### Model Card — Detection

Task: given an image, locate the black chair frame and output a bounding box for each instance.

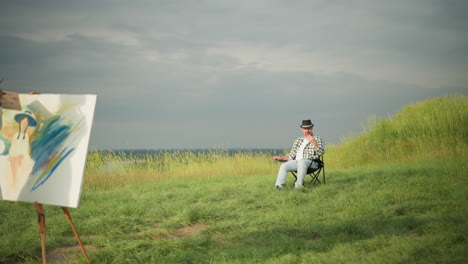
[290,156,325,185]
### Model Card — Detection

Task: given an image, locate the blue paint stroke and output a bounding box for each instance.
[30,115,80,190]
[31,147,75,191]
[31,116,72,174]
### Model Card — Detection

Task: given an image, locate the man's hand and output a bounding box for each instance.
[273,155,287,161]
[305,134,315,142]
[305,135,319,149]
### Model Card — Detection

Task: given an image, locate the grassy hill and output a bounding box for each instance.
[326,94,468,168]
[0,95,467,263]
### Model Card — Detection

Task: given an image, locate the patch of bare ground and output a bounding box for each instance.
[169,223,209,238]
[151,222,209,239]
[47,245,96,264]
[308,234,322,241]
[151,222,165,228]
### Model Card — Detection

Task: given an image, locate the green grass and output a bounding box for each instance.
[1,159,466,263]
[326,94,468,168]
[0,94,467,263]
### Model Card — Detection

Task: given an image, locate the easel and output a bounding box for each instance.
[34,202,90,263]
[2,89,90,263]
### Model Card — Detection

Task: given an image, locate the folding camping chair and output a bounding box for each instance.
[290,156,325,185]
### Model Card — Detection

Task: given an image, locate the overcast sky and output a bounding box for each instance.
[1,0,467,150]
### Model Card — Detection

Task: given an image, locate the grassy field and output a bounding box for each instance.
[0,94,467,263]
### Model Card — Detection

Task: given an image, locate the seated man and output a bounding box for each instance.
[273,120,325,189]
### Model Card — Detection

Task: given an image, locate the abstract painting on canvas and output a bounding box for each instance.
[0,94,96,208]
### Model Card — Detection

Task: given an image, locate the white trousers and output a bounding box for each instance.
[275,159,312,188]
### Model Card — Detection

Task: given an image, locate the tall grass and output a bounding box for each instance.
[326,94,468,169]
[85,150,278,186]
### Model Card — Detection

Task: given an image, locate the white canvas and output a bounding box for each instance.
[0,94,96,208]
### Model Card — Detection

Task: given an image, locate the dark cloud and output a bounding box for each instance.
[1,0,467,149]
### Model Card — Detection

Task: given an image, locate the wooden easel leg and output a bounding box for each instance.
[62,207,90,262]
[34,202,47,264]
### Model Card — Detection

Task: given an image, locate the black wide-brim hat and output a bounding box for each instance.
[300,119,314,128]
[14,111,37,127]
